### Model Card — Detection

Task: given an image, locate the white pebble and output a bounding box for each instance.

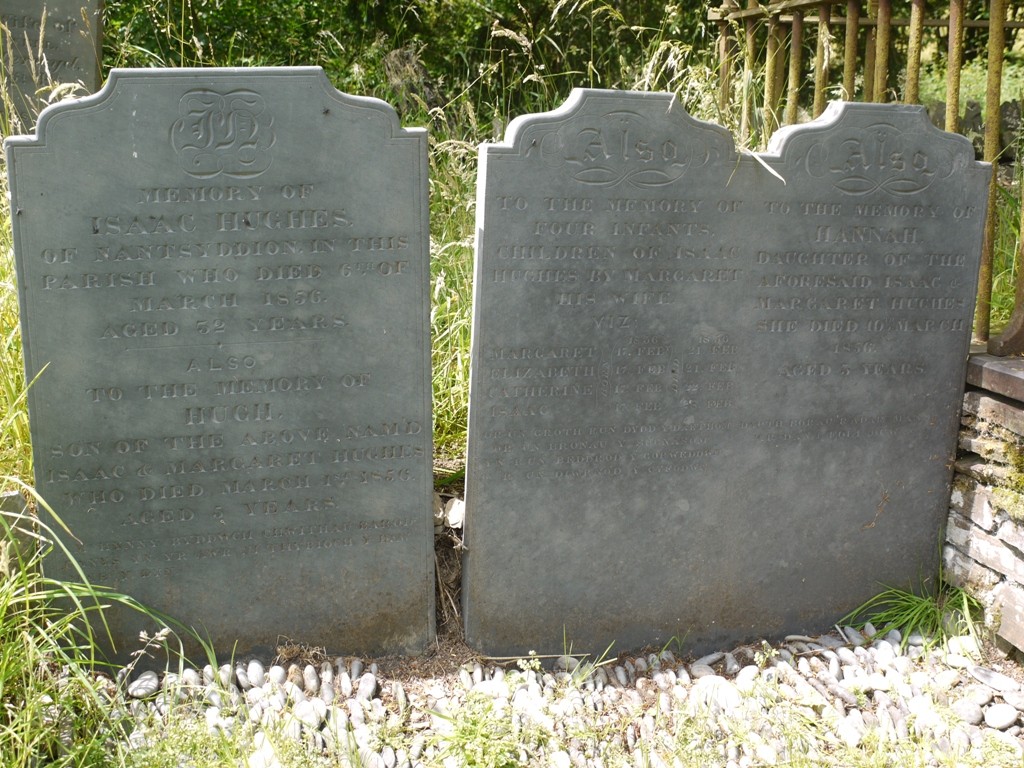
[128,671,160,699]
[247,659,266,688]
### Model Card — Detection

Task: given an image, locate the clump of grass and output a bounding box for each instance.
[990,168,1024,335]
[0,481,126,765]
[842,576,984,649]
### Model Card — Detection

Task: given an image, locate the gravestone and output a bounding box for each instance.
[464,90,989,657]
[7,68,434,660]
[0,0,102,129]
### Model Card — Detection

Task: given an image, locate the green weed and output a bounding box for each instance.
[430,690,532,768]
[841,577,984,649]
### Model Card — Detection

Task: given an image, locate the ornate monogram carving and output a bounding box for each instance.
[170,89,275,179]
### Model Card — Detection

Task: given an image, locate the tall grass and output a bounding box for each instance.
[0,234,30,481]
[0,481,176,766]
[991,181,1024,333]
[429,136,476,457]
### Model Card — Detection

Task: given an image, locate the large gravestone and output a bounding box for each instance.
[0,1,102,129]
[7,68,434,660]
[464,90,989,657]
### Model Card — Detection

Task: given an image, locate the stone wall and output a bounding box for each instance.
[946,353,1024,653]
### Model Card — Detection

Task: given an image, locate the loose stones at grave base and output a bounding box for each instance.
[464,90,989,657]
[6,68,433,660]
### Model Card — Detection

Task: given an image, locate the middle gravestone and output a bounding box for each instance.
[7,68,434,660]
[464,90,989,657]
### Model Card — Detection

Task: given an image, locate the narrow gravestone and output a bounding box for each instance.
[7,68,434,660]
[0,0,102,129]
[464,90,989,657]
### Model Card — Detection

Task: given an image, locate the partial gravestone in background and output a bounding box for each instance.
[464,90,989,657]
[7,68,434,660]
[0,0,102,129]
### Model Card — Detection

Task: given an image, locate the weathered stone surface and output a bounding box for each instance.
[962,390,1024,439]
[941,543,1000,593]
[0,1,102,129]
[948,477,998,531]
[996,583,1024,653]
[967,354,1024,406]
[950,522,1024,584]
[7,68,434,660]
[954,456,1011,486]
[464,90,988,657]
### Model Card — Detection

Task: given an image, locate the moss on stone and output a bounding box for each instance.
[992,486,1024,522]
[1003,441,1024,498]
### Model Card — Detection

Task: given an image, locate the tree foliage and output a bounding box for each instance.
[102,1,713,131]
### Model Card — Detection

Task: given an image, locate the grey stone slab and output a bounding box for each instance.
[962,390,1024,438]
[967,353,1024,405]
[0,1,102,129]
[464,90,989,658]
[997,582,1024,654]
[7,68,433,661]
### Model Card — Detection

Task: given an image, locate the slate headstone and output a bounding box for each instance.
[0,0,102,129]
[7,68,434,660]
[464,90,989,657]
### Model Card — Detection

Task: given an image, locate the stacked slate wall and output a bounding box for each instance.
[947,353,1024,653]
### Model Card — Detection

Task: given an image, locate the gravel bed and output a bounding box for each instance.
[112,624,1024,767]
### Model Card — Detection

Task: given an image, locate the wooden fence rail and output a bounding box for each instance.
[710,0,1024,354]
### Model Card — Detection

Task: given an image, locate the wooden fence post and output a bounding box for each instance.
[946,0,964,132]
[843,1,860,100]
[905,0,925,103]
[864,0,877,101]
[765,12,782,135]
[982,0,1007,348]
[785,10,805,124]
[740,0,758,144]
[874,0,892,101]
[813,3,832,117]
[718,2,738,117]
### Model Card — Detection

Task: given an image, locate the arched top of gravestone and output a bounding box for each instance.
[6,67,421,153]
[487,88,736,189]
[762,101,986,195]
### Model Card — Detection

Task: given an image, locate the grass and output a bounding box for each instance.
[841,577,985,651]
[989,181,1023,334]
[428,135,476,457]
[0,481,153,766]
[0,247,30,481]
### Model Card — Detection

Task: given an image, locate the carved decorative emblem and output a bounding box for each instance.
[800,121,966,196]
[170,89,275,179]
[525,109,719,189]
